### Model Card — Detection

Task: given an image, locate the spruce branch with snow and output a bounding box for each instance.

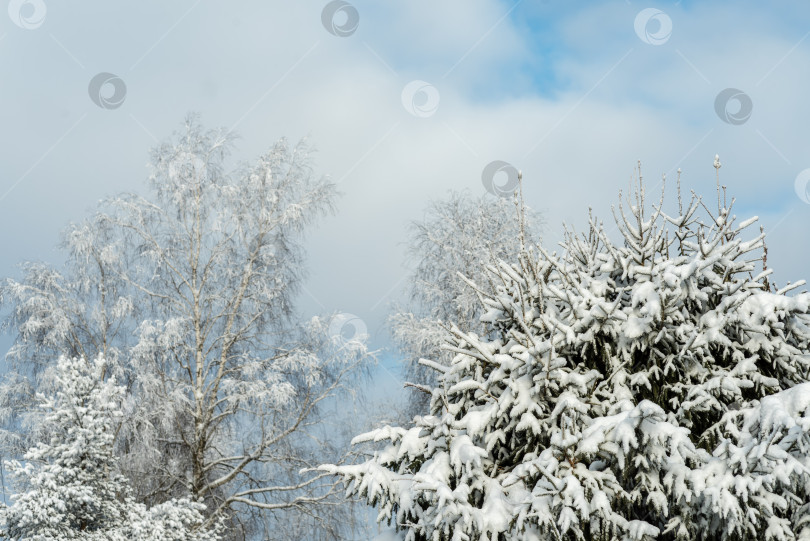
[389,191,541,421]
[323,162,810,541]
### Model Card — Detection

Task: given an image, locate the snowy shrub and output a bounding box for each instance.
[323,164,810,541]
[0,355,220,541]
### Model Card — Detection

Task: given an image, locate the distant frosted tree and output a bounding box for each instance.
[389,191,541,419]
[0,116,373,540]
[324,164,810,540]
[0,355,220,541]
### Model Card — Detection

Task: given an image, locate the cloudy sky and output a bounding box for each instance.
[2,0,810,398]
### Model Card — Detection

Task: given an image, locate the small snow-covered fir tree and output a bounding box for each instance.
[322,162,810,541]
[0,355,220,541]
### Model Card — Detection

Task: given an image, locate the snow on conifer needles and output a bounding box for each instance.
[0,356,221,541]
[389,192,542,422]
[322,168,810,541]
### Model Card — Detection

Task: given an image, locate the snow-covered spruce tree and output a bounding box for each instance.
[0,115,373,540]
[322,163,810,540]
[0,355,220,541]
[390,191,541,421]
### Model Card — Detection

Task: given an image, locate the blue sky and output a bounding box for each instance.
[2,0,810,400]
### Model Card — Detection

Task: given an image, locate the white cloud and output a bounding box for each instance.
[1,0,809,356]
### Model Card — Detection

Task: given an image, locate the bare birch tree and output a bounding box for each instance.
[0,115,372,540]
